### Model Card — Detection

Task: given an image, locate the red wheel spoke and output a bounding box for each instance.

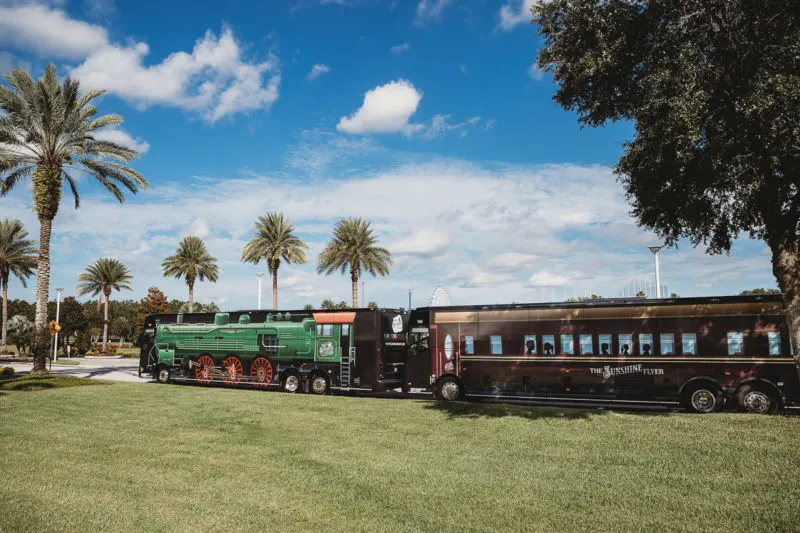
[222,356,243,385]
[195,355,215,384]
[250,358,273,388]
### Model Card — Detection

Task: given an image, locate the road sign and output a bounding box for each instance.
[48,320,61,336]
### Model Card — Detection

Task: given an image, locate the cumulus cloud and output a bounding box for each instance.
[392,229,451,257]
[527,62,545,80]
[527,270,571,287]
[391,42,410,55]
[306,63,331,80]
[337,79,424,135]
[93,127,150,154]
[0,5,279,122]
[498,0,546,31]
[414,0,455,26]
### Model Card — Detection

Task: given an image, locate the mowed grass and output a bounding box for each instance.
[0,374,103,391]
[1,385,799,533]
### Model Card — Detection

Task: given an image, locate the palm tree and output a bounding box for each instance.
[162,236,219,313]
[241,212,308,310]
[0,219,37,354]
[0,65,147,372]
[76,258,133,353]
[317,218,392,307]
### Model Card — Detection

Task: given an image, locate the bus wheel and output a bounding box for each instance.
[309,374,329,395]
[156,365,171,384]
[250,358,273,388]
[684,385,723,413]
[736,384,778,414]
[282,371,302,393]
[437,377,463,401]
[221,356,243,386]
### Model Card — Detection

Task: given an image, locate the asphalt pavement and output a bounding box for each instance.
[4,356,152,383]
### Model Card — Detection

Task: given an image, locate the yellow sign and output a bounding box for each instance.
[48,321,61,336]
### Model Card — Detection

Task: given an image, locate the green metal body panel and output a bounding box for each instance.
[153,313,344,365]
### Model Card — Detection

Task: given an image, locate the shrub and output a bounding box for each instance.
[0,367,15,380]
[74,332,92,355]
[90,344,117,354]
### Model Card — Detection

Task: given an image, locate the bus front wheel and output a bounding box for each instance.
[282,372,302,393]
[156,365,171,384]
[436,377,463,401]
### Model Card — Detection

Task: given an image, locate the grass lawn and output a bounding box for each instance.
[1,385,798,533]
[0,375,105,391]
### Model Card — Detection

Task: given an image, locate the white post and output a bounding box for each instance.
[648,246,664,299]
[256,273,264,310]
[53,288,63,361]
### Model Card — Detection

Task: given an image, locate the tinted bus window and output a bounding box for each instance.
[768,332,781,355]
[599,334,612,356]
[727,332,744,355]
[542,335,555,355]
[579,334,593,355]
[661,333,675,355]
[560,334,574,355]
[524,335,537,355]
[465,336,474,355]
[682,333,697,354]
[639,333,653,356]
[490,336,502,355]
[618,334,632,355]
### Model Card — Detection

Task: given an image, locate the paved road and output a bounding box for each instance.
[5,357,152,383]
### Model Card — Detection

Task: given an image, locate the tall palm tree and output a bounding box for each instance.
[317,218,392,307]
[241,212,308,309]
[77,258,133,353]
[162,236,219,313]
[0,219,37,354]
[0,65,147,372]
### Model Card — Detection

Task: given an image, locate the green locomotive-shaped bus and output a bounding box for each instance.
[141,308,407,394]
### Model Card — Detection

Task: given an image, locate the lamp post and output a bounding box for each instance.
[648,246,664,298]
[256,273,264,310]
[53,288,63,361]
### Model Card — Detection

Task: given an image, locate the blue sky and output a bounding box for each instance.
[0,0,778,310]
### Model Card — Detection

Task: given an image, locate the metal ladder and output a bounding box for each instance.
[340,346,355,388]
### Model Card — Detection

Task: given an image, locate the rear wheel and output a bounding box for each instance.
[221,356,243,385]
[195,355,215,384]
[736,384,778,414]
[156,365,171,384]
[282,371,302,393]
[684,384,723,413]
[250,357,273,388]
[437,377,463,401]
[309,374,329,395]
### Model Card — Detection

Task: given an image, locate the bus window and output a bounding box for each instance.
[579,334,593,355]
[727,332,744,355]
[599,334,612,356]
[524,335,537,355]
[490,336,503,355]
[639,333,653,356]
[560,334,574,355]
[682,333,697,355]
[618,334,632,355]
[465,336,474,355]
[542,335,555,355]
[768,332,781,356]
[660,333,675,355]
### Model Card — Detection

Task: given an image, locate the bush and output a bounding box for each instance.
[90,344,117,354]
[0,367,15,380]
[74,332,91,356]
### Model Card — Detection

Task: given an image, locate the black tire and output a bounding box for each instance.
[683,383,723,413]
[308,373,329,395]
[282,371,302,393]
[736,383,778,414]
[436,377,463,401]
[156,365,171,384]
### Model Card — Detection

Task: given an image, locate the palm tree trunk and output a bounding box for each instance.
[32,215,53,373]
[1,277,7,354]
[188,282,194,313]
[351,271,358,308]
[272,269,278,310]
[97,296,101,313]
[102,293,109,353]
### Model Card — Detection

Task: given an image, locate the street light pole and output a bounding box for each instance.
[256,273,264,310]
[53,288,63,361]
[648,246,664,298]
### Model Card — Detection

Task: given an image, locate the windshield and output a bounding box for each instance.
[409,332,429,349]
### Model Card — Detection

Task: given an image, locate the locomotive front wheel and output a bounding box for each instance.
[156,366,171,384]
[282,372,302,393]
[309,374,329,395]
[250,357,273,388]
[221,356,243,385]
[195,355,215,384]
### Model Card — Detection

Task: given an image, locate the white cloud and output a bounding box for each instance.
[392,229,451,257]
[391,42,410,55]
[421,114,482,140]
[488,252,538,271]
[527,270,571,287]
[498,0,545,31]
[306,63,331,80]
[527,61,545,80]
[337,79,424,135]
[0,4,108,59]
[414,0,455,26]
[459,64,467,74]
[93,127,150,154]
[187,219,210,240]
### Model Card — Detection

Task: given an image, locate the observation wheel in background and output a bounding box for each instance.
[428,286,451,307]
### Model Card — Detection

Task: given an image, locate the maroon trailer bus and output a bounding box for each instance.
[404,295,800,413]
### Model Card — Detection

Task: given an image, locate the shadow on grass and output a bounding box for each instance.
[424,400,601,421]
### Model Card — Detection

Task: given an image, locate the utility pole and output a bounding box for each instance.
[362,281,365,307]
[53,288,63,361]
[648,246,664,298]
[256,273,264,310]
[408,288,412,310]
